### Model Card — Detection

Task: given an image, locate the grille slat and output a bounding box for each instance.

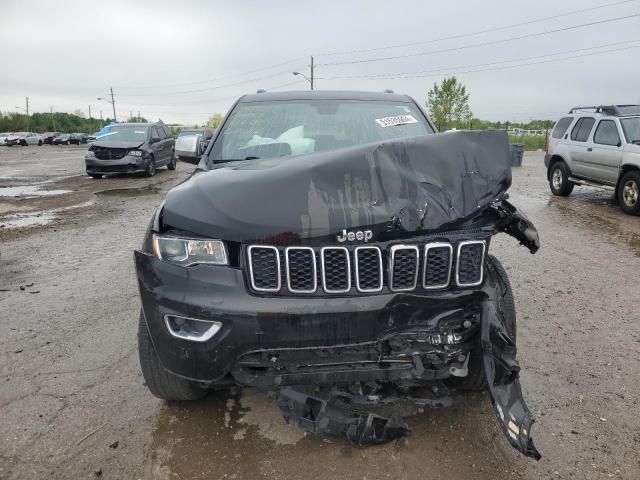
[423,243,452,289]
[389,245,419,292]
[354,247,383,292]
[247,246,281,292]
[321,247,351,293]
[285,247,317,293]
[456,241,485,287]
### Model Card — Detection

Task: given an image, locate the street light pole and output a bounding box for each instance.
[292,56,315,91]
[26,97,29,132]
[110,87,117,122]
[98,89,117,122]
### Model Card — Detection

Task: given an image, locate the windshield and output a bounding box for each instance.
[97,125,148,142]
[620,117,640,144]
[209,99,433,162]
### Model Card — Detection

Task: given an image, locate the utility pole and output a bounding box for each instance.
[100,110,103,121]
[310,56,314,91]
[138,111,141,123]
[130,110,133,122]
[25,97,30,132]
[50,106,56,132]
[110,87,117,122]
[88,105,92,132]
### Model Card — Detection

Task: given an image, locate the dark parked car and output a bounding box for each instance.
[134,91,541,458]
[69,133,88,145]
[174,127,214,164]
[53,134,71,145]
[85,123,175,178]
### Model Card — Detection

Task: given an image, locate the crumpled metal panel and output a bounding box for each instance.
[160,130,511,242]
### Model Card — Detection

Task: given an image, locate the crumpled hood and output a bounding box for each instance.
[161,130,512,243]
[92,140,145,149]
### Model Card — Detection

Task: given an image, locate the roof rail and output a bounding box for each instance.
[383,89,394,93]
[569,104,640,115]
[256,89,266,94]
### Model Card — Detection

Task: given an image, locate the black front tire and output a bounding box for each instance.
[618,170,640,216]
[145,157,156,177]
[88,173,102,179]
[138,311,208,401]
[549,161,574,196]
[450,255,516,391]
[38,140,43,146]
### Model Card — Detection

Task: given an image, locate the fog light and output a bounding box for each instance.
[163,315,221,342]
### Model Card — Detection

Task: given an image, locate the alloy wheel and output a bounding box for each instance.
[552,168,563,190]
[622,180,639,207]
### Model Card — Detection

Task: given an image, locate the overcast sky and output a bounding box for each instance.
[1,0,639,126]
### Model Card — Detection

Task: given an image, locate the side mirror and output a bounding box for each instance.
[198,138,210,155]
[150,137,159,144]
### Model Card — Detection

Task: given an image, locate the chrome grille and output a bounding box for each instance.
[321,247,351,293]
[246,239,485,295]
[354,247,383,292]
[423,243,452,289]
[389,245,419,292]
[456,241,486,287]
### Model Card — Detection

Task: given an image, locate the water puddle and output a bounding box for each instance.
[94,185,159,197]
[0,211,58,228]
[0,199,94,229]
[0,185,71,198]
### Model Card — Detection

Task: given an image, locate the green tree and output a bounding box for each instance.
[426,76,472,131]
[207,113,223,130]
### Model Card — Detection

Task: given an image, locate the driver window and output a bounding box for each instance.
[593,120,621,146]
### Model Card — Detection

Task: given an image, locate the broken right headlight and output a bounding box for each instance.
[152,234,228,266]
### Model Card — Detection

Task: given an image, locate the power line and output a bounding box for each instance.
[116,79,309,116]
[117,68,302,98]
[320,44,640,81]
[321,39,640,80]
[114,57,306,91]
[317,0,638,57]
[317,13,640,66]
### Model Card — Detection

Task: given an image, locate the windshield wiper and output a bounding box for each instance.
[212,156,260,163]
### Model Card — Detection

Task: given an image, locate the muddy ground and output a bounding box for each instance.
[0,145,639,480]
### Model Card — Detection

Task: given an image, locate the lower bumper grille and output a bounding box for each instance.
[247,239,486,296]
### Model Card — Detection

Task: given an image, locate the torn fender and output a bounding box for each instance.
[482,293,541,460]
[495,199,540,254]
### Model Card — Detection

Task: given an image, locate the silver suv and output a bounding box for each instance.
[544,105,640,215]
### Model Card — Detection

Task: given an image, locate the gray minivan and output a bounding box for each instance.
[85,123,176,178]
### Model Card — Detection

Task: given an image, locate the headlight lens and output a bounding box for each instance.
[85,150,95,158]
[152,235,228,266]
[128,150,143,157]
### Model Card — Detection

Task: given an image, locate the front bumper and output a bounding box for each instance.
[86,155,149,174]
[6,139,21,146]
[135,250,485,386]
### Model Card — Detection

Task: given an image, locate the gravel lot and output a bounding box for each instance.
[0,145,639,480]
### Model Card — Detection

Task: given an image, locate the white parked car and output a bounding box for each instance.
[5,132,44,146]
[545,104,640,215]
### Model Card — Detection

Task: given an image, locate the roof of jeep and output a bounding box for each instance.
[238,90,416,103]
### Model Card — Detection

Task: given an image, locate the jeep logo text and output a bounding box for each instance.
[337,229,373,243]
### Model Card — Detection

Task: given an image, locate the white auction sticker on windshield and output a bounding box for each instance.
[375,115,418,128]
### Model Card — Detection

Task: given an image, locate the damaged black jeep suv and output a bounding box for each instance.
[135,91,541,457]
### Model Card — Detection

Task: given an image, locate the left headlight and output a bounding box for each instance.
[128,150,143,157]
[152,234,228,266]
